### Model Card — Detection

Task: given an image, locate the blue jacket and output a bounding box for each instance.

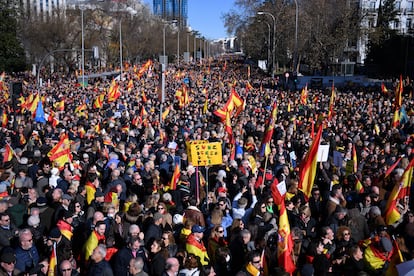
[14,245,39,273]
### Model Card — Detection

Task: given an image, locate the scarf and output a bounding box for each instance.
[245,263,261,276]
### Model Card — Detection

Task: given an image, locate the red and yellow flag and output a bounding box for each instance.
[169,164,180,190]
[93,93,105,109]
[355,176,364,194]
[384,156,403,179]
[48,242,57,276]
[298,125,323,201]
[277,198,296,274]
[352,144,358,174]
[48,134,72,170]
[328,84,336,121]
[300,84,308,105]
[127,79,134,92]
[381,82,388,94]
[108,79,121,103]
[162,106,170,121]
[395,75,403,109]
[3,144,14,163]
[54,100,65,111]
[393,108,400,128]
[385,158,414,225]
[260,101,277,157]
[1,112,8,128]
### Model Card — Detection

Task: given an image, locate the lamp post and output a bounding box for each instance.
[194,35,197,63]
[259,20,271,73]
[257,11,276,78]
[119,19,123,79]
[163,20,177,65]
[177,27,180,65]
[293,0,298,74]
[81,6,85,88]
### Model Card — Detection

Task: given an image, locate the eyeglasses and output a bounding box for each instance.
[75,205,81,208]
[61,268,71,272]
[216,230,224,233]
[252,260,261,264]
[267,201,274,204]
[5,261,15,265]
[162,237,168,240]
[261,205,266,208]
[343,232,350,236]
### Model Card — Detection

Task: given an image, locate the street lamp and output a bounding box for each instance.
[163,20,177,64]
[177,26,180,65]
[194,35,197,63]
[257,11,276,78]
[259,20,271,73]
[293,0,299,74]
[81,6,85,88]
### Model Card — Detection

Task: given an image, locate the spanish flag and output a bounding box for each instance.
[1,112,7,128]
[352,144,358,173]
[298,125,323,201]
[93,93,105,109]
[395,75,403,109]
[385,157,414,225]
[3,144,14,163]
[300,84,308,105]
[277,198,296,274]
[328,84,336,121]
[355,176,364,194]
[108,79,121,103]
[260,101,278,157]
[127,79,134,92]
[162,106,170,121]
[48,242,57,276]
[381,82,388,94]
[48,134,72,170]
[393,108,400,128]
[384,156,402,178]
[55,100,65,111]
[169,164,180,190]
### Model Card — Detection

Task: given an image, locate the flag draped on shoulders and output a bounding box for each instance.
[298,125,323,201]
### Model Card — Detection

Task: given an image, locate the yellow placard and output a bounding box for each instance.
[186,140,209,163]
[189,141,223,166]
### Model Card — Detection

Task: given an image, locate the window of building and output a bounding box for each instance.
[395,1,401,10]
[369,1,376,11]
[407,1,414,12]
[407,19,412,29]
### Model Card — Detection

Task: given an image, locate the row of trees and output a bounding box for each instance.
[223,0,412,77]
[1,0,412,77]
[0,0,213,73]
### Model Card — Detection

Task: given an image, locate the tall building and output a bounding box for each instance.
[358,0,414,64]
[153,0,188,28]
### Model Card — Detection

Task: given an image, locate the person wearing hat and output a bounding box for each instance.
[363,226,394,275]
[186,225,209,265]
[47,228,72,266]
[0,251,17,276]
[53,193,72,225]
[56,210,74,241]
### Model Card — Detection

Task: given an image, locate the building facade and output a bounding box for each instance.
[153,0,188,28]
[358,0,414,64]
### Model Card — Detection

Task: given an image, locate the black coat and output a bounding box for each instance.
[149,251,166,276]
[87,260,113,276]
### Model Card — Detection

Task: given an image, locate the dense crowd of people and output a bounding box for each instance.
[0,58,413,276]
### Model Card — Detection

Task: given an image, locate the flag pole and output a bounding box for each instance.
[262,154,269,187]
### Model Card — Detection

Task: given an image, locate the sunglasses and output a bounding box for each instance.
[343,232,350,236]
[61,268,71,272]
[252,260,261,264]
[216,230,224,233]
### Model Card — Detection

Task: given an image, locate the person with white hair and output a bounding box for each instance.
[88,244,113,276]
